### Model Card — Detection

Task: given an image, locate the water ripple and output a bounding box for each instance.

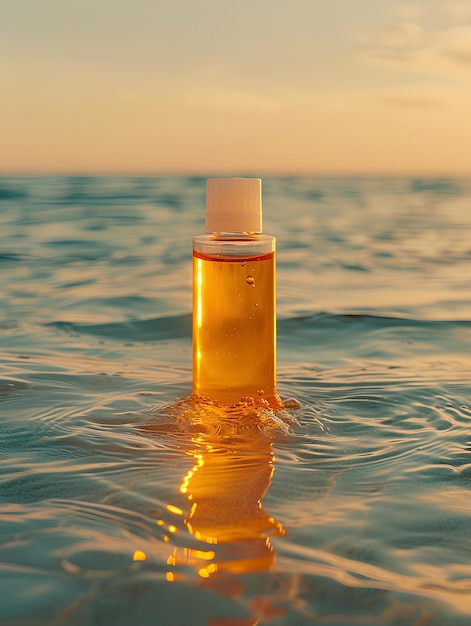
[1,176,471,625]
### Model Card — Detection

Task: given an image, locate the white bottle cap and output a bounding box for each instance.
[206,178,262,233]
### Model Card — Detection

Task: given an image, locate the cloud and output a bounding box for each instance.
[354,8,471,75]
[443,0,471,22]
[439,25,471,63]
[183,89,282,114]
[348,83,447,110]
[354,21,428,63]
[393,4,425,20]
[379,91,443,108]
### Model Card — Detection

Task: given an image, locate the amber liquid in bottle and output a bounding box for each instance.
[192,235,277,406]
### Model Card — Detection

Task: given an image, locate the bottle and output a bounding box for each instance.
[192,178,280,407]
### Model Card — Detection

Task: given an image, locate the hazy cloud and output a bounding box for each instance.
[355,5,471,73]
[439,25,471,62]
[443,0,471,22]
[184,89,282,113]
[354,21,428,62]
[379,91,443,108]
[392,4,425,20]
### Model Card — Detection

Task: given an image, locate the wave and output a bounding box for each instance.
[47,314,192,341]
[280,311,471,329]
[409,178,462,194]
[46,311,471,343]
[0,183,28,201]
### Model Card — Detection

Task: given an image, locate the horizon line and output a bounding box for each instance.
[1,169,471,179]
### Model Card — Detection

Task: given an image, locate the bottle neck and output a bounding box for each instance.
[211,232,260,240]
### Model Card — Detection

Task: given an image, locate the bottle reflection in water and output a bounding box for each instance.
[165,402,286,598]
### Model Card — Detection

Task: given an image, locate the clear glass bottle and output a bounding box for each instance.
[192,178,279,407]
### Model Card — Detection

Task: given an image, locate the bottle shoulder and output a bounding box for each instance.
[193,233,275,258]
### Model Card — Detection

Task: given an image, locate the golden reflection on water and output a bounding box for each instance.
[159,396,289,623]
[174,435,283,567]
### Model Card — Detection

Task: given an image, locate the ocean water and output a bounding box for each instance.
[1,175,471,625]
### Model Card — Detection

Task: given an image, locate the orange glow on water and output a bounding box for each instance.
[164,404,285,590]
[166,504,183,516]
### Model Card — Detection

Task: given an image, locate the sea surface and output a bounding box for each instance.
[1,176,471,625]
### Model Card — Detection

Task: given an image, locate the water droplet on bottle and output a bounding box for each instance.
[240,261,246,267]
[246,276,255,285]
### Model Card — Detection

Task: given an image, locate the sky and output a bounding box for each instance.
[1,0,471,175]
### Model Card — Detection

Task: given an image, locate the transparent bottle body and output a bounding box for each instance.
[192,234,277,405]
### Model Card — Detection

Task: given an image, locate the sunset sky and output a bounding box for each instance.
[1,0,471,174]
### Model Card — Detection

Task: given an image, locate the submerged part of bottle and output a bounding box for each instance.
[193,234,277,406]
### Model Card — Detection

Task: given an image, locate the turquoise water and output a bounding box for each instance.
[1,176,471,625]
